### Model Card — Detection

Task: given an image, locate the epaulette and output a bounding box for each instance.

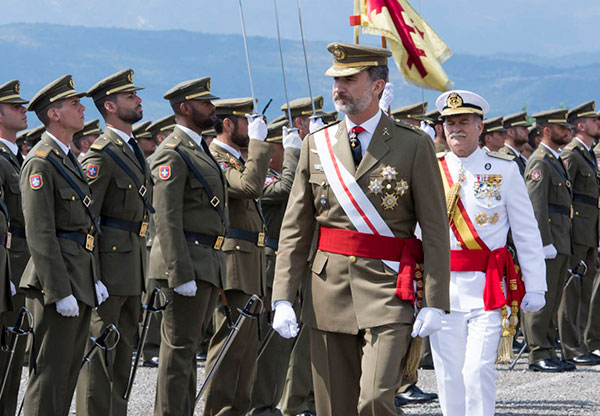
[486,151,514,161]
[90,136,110,151]
[394,119,423,133]
[33,149,49,158]
[165,135,182,148]
[436,151,447,159]
[312,119,341,135]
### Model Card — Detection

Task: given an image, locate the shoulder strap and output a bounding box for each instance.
[0,151,20,174]
[45,153,100,233]
[102,147,155,214]
[174,146,229,229]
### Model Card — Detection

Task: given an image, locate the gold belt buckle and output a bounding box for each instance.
[139,221,149,237]
[85,234,95,251]
[257,232,265,247]
[213,236,224,250]
[6,231,11,250]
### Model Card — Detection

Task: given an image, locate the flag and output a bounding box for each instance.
[360,0,453,91]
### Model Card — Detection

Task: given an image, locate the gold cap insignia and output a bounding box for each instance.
[593,102,596,111]
[69,78,75,89]
[332,45,346,61]
[14,82,20,94]
[127,71,133,83]
[207,79,211,91]
[447,92,463,109]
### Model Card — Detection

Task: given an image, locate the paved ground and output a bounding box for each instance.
[16,351,600,415]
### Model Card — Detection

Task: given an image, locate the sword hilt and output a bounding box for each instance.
[92,323,121,352]
[7,306,34,337]
[143,287,169,313]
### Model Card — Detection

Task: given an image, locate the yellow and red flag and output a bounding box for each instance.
[360,0,453,91]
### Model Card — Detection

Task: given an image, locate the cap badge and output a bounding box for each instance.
[446,92,463,109]
[127,72,133,83]
[68,78,74,89]
[332,45,346,61]
[14,83,20,94]
[206,79,211,91]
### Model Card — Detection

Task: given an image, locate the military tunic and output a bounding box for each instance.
[499,143,527,176]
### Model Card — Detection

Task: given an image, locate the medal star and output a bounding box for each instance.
[368,178,383,194]
[380,166,398,181]
[381,193,399,210]
[396,179,409,196]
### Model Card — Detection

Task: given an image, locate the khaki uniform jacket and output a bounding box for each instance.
[524,145,573,256]
[149,127,228,289]
[210,138,272,295]
[499,144,526,176]
[0,176,10,313]
[0,142,29,286]
[561,138,600,247]
[19,133,97,307]
[272,116,451,334]
[80,129,152,296]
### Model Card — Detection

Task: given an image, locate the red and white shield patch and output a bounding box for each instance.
[531,170,542,181]
[86,164,99,178]
[159,166,171,180]
[30,174,43,189]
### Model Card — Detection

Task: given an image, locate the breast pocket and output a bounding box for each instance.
[114,176,139,213]
[58,187,87,225]
[309,173,330,213]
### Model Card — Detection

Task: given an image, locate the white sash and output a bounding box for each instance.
[314,124,400,271]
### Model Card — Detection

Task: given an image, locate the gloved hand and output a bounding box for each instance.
[411,307,443,337]
[282,126,302,149]
[272,300,299,339]
[95,281,109,305]
[10,281,16,296]
[56,295,79,317]
[520,291,546,313]
[245,114,268,141]
[309,117,325,133]
[543,244,557,260]
[174,280,197,297]
[378,82,394,112]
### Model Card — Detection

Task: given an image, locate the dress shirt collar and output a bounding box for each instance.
[212,138,242,160]
[345,109,382,135]
[540,142,561,159]
[46,132,70,155]
[0,138,18,155]
[176,124,204,149]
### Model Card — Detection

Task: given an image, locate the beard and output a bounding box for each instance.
[118,105,143,124]
[191,106,216,130]
[551,131,570,146]
[333,88,373,116]
[231,122,249,148]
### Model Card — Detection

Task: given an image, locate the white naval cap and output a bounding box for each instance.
[435,90,490,118]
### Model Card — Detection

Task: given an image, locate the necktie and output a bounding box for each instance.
[16,151,24,167]
[67,151,84,179]
[589,149,597,168]
[200,139,221,171]
[128,137,146,174]
[349,125,365,167]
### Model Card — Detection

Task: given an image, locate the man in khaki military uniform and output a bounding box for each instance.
[390,102,428,126]
[203,97,272,416]
[148,77,226,415]
[22,125,45,154]
[480,116,506,152]
[522,109,575,372]
[560,101,600,365]
[20,75,104,416]
[76,69,152,416]
[271,43,450,416]
[0,80,29,414]
[499,112,531,176]
[73,119,102,160]
[132,120,153,157]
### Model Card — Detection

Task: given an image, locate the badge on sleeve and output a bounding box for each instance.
[30,174,43,189]
[86,164,99,178]
[531,170,542,181]
[159,166,171,180]
[264,175,276,185]
[219,162,228,172]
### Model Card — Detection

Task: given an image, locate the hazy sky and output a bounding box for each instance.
[2,0,598,56]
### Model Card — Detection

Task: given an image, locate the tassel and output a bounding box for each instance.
[402,336,424,379]
[496,304,518,363]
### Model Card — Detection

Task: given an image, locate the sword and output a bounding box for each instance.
[296,0,316,116]
[80,323,120,371]
[192,294,263,413]
[567,260,587,346]
[508,340,528,371]
[0,307,33,400]
[124,287,169,401]
[273,0,293,127]
[238,0,258,114]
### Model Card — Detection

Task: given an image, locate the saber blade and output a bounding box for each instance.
[296,0,316,115]
[238,0,258,113]
[273,0,293,125]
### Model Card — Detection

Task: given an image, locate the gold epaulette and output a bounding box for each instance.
[394,119,422,133]
[34,149,49,158]
[486,151,514,161]
[90,137,109,151]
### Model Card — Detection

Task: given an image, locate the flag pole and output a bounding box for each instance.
[354,0,360,44]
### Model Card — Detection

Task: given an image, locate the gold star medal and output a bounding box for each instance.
[396,179,409,196]
[380,166,398,181]
[368,178,383,194]
[381,193,399,210]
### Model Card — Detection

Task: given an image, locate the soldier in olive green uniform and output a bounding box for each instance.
[249,115,302,415]
[23,125,45,154]
[20,75,102,416]
[480,116,506,152]
[499,112,531,176]
[390,102,429,127]
[203,98,272,416]
[149,78,226,416]
[73,119,102,161]
[523,109,574,372]
[559,101,600,365]
[0,80,29,415]
[76,69,153,416]
[425,109,448,153]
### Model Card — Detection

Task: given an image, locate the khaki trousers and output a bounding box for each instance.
[142,277,162,361]
[280,322,315,416]
[310,323,412,416]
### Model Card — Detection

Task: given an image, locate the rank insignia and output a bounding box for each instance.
[30,174,43,189]
[380,166,398,181]
[265,175,275,185]
[475,213,488,226]
[229,157,242,170]
[531,170,542,181]
[396,179,409,196]
[86,164,99,178]
[159,166,171,180]
[381,193,399,210]
[382,127,390,136]
[368,178,383,194]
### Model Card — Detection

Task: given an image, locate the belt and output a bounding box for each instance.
[57,231,95,252]
[317,226,423,303]
[8,226,26,239]
[573,193,600,208]
[548,203,572,218]
[450,246,525,311]
[227,228,277,249]
[100,215,149,237]
[184,231,225,250]
[0,232,8,248]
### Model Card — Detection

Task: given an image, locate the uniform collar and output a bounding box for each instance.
[345,109,382,135]
[575,137,591,151]
[107,126,133,142]
[0,138,18,155]
[46,131,70,155]
[176,124,204,148]
[448,146,484,166]
[504,143,521,157]
[212,138,241,160]
[540,142,561,159]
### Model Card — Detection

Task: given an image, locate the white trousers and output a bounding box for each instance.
[430,308,502,416]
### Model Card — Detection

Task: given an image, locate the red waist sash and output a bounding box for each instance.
[317,226,423,303]
[450,247,525,311]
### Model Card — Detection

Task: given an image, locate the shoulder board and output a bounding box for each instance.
[34,149,49,158]
[436,151,447,159]
[165,135,182,149]
[394,119,423,133]
[486,151,514,161]
[312,119,341,135]
[90,136,110,151]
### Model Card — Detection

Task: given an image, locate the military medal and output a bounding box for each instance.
[489,213,499,225]
[457,165,466,183]
[368,178,383,194]
[396,179,409,196]
[380,166,398,181]
[381,193,399,210]
[475,213,488,226]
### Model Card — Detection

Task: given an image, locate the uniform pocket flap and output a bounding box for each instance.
[311,250,328,274]
[115,176,134,190]
[222,237,254,253]
[58,187,79,200]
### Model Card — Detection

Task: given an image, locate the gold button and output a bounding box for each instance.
[112,246,116,251]
[165,272,169,276]
[195,240,199,245]
[71,196,75,201]
[128,184,132,189]
[558,183,562,187]
[349,255,356,263]
[576,211,579,215]
[548,218,551,222]
[235,245,241,250]
[457,242,462,247]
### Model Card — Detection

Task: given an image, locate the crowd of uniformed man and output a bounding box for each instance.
[0,40,599,416]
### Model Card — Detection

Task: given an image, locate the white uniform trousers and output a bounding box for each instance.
[430,308,502,416]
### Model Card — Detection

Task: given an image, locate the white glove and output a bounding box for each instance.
[543,244,558,260]
[521,291,546,313]
[378,82,394,111]
[420,121,436,141]
[95,281,109,305]
[411,307,443,338]
[282,126,302,149]
[10,281,16,296]
[272,300,299,339]
[245,114,267,141]
[56,295,79,317]
[174,280,197,297]
[309,117,325,133]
